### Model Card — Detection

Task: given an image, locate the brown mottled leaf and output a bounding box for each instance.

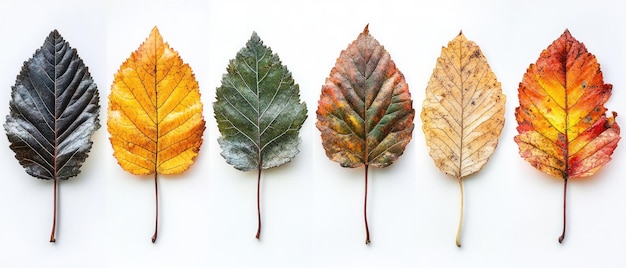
[316,25,415,244]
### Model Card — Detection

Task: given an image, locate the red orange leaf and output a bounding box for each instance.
[514,29,620,243]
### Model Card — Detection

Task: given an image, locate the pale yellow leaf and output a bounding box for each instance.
[420,32,505,247]
[421,32,505,179]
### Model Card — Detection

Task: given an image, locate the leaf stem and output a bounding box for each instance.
[456,178,464,247]
[50,179,57,243]
[255,166,262,240]
[558,178,568,244]
[364,164,370,245]
[151,173,159,243]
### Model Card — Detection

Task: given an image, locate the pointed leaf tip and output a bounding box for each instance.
[250,31,261,43]
[363,24,370,35]
[148,27,163,42]
[46,30,64,44]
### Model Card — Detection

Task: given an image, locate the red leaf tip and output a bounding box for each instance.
[562,29,572,39]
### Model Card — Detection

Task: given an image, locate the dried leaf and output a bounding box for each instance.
[108,27,205,243]
[4,30,100,242]
[316,25,415,244]
[421,32,505,247]
[514,30,620,243]
[214,32,307,239]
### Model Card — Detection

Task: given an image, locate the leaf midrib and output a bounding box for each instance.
[53,33,59,181]
[561,37,570,179]
[154,34,160,173]
[256,45,263,168]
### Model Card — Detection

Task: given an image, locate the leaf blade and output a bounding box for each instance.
[214,32,307,171]
[4,30,100,180]
[514,30,620,179]
[4,29,100,242]
[421,32,505,179]
[108,27,205,176]
[316,26,415,169]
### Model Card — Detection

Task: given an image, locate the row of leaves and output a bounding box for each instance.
[5,25,619,246]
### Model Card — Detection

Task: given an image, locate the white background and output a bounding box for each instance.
[1,0,626,267]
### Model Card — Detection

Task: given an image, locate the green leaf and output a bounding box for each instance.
[4,30,100,242]
[213,32,307,239]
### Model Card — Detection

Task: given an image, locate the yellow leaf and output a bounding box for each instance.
[108,27,205,176]
[421,32,505,247]
[107,27,205,243]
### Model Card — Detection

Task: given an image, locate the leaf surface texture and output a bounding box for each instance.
[421,33,505,179]
[514,30,620,179]
[5,30,100,181]
[108,27,205,176]
[214,32,307,171]
[316,26,414,168]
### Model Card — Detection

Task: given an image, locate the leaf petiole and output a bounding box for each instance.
[364,164,370,244]
[50,179,58,243]
[255,167,262,240]
[558,178,568,243]
[456,178,464,247]
[152,173,159,243]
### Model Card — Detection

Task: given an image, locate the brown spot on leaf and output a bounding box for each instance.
[470,50,481,59]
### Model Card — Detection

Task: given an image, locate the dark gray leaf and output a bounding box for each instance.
[4,30,100,181]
